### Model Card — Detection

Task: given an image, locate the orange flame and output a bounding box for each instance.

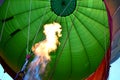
[32,22,62,73]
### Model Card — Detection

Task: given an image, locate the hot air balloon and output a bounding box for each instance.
[0,0,110,80]
[105,0,120,63]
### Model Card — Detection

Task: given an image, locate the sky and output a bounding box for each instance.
[0,57,120,80]
[0,64,13,80]
[109,57,120,80]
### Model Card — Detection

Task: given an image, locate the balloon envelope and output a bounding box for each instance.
[0,0,110,79]
[105,0,120,63]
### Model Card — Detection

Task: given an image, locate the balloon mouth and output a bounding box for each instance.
[51,0,76,17]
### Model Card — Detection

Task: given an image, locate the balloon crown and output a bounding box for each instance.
[51,0,76,17]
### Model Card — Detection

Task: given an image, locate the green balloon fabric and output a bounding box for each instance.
[0,0,110,80]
